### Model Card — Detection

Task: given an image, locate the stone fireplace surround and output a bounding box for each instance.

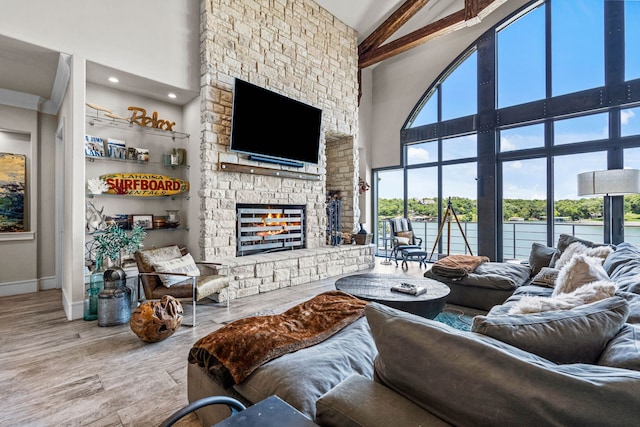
[199,0,374,302]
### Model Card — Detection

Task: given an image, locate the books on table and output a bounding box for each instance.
[390,282,427,296]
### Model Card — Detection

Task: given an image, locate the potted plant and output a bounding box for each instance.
[93,223,147,268]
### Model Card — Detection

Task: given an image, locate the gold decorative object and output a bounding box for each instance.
[104,112,131,121]
[128,106,175,131]
[86,102,112,113]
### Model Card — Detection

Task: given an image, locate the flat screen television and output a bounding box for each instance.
[230,78,322,166]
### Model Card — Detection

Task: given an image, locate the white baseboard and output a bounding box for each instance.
[39,276,59,290]
[0,279,38,297]
[61,287,84,320]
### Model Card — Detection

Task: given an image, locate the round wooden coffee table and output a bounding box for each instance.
[335,273,450,319]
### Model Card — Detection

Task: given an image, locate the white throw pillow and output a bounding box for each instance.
[553,254,609,297]
[509,280,617,314]
[396,236,410,245]
[153,253,200,287]
[554,242,613,269]
[554,242,588,269]
[584,244,614,260]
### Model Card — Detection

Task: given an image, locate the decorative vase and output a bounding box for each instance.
[98,267,131,327]
[165,210,181,228]
[84,257,105,321]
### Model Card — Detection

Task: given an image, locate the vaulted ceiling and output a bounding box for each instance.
[0,0,507,114]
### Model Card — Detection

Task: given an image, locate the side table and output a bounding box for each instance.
[380,237,393,265]
[213,395,318,427]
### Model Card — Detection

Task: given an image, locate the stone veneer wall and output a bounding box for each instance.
[326,135,359,234]
[200,0,371,300]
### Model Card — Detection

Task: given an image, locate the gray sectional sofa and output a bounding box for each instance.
[187,239,640,426]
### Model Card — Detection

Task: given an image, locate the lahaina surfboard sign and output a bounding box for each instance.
[100,173,189,196]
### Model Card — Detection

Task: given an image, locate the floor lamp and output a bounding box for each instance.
[577,169,640,244]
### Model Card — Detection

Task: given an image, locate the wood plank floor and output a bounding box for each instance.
[0,260,443,426]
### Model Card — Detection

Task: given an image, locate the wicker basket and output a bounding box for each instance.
[353,233,372,245]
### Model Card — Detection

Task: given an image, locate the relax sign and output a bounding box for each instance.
[100,173,189,196]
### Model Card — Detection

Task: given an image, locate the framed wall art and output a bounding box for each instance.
[0,152,26,232]
[132,214,153,230]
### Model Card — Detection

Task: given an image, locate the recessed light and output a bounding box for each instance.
[108,76,119,83]
[168,93,177,99]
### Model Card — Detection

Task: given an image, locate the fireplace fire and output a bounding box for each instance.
[236,204,306,256]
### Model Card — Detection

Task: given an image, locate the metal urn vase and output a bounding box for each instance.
[97,267,132,327]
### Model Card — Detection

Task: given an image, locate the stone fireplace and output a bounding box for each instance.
[236,204,306,256]
[198,0,374,301]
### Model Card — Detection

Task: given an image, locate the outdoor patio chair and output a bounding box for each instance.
[388,217,423,265]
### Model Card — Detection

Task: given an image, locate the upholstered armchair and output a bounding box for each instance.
[388,218,423,264]
[134,245,229,326]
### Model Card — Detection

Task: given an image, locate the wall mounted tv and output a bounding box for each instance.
[230,78,322,167]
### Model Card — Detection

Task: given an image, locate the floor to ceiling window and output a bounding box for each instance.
[375,168,404,258]
[501,157,547,259]
[375,0,640,260]
[553,152,606,244]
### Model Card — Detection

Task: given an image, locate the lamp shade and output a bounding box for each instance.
[577,169,640,196]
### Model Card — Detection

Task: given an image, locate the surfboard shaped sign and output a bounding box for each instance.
[100,173,189,196]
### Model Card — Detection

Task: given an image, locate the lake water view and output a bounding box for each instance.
[377,220,640,260]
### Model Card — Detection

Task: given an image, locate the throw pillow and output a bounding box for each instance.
[556,233,599,253]
[528,243,558,276]
[136,245,183,273]
[152,253,200,287]
[508,280,617,314]
[554,242,589,269]
[396,231,413,245]
[365,302,640,426]
[395,236,411,245]
[554,242,613,270]
[530,267,560,288]
[598,324,640,371]
[550,234,608,267]
[553,254,609,297]
[472,296,629,364]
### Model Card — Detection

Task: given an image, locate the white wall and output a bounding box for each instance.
[0,106,38,296]
[183,96,202,261]
[37,113,57,287]
[0,1,201,316]
[364,0,528,169]
[0,0,200,92]
[358,68,374,230]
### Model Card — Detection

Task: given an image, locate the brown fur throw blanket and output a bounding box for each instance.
[432,254,490,279]
[188,290,367,387]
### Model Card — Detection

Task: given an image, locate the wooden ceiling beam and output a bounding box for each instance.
[358,0,501,69]
[358,0,431,56]
[359,10,466,69]
[465,0,480,20]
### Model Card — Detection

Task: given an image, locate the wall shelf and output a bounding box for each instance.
[87,193,189,200]
[86,227,189,236]
[219,162,321,181]
[85,156,189,169]
[86,115,189,140]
